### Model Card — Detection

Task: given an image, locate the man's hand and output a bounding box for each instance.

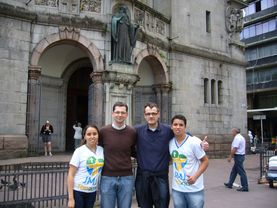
[201,136,209,151]
[227,156,232,163]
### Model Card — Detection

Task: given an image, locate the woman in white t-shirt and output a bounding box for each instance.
[67,125,104,208]
[73,122,83,149]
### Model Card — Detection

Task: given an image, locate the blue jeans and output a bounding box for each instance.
[172,189,204,208]
[100,175,134,208]
[227,154,248,189]
[73,190,96,208]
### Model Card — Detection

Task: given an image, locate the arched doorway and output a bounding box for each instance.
[133,54,171,125]
[65,67,92,152]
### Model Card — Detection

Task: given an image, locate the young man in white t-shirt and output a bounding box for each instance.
[169,115,209,208]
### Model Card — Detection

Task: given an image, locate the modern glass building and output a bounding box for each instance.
[241,0,277,144]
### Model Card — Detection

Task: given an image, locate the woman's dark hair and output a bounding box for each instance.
[81,124,100,145]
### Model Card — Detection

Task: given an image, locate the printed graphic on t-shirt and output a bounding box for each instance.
[171,150,190,186]
[77,156,104,192]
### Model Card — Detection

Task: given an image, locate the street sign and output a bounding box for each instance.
[253,115,266,120]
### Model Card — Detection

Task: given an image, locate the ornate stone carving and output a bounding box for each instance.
[34,0,58,7]
[145,12,155,32]
[225,6,243,33]
[134,8,145,27]
[80,0,101,13]
[156,19,165,35]
[59,26,80,40]
[102,71,139,87]
[59,0,79,14]
[28,66,41,80]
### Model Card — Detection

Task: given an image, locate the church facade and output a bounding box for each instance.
[0,0,248,159]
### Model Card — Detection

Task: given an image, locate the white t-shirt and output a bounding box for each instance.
[69,145,104,193]
[169,135,206,193]
[73,125,83,140]
[231,133,246,155]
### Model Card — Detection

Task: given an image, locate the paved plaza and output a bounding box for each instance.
[1,154,276,208]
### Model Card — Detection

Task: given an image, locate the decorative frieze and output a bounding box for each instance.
[59,26,80,40]
[134,8,167,37]
[59,0,79,14]
[80,0,101,13]
[34,0,58,7]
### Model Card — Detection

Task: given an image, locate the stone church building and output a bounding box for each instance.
[0,0,248,159]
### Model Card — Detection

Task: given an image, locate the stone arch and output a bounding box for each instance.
[30,27,104,72]
[133,47,169,84]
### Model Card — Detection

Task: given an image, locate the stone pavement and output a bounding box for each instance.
[1,153,276,208]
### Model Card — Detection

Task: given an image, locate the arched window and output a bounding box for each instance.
[211,79,216,104]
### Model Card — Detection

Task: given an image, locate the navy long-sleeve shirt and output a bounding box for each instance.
[135,123,174,172]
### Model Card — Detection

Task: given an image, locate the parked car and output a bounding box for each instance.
[266,155,277,188]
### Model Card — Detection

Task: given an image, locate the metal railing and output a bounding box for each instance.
[0,162,68,208]
[0,160,138,208]
[259,147,276,179]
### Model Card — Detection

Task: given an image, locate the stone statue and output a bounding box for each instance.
[111,6,139,63]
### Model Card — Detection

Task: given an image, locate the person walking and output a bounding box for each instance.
[73,122,82,149]
[67,124,104,208]
[170,114,209,208]
[99,101,136,208]
[40,120,54,156]
[135,102,209,208]
[224,127,249,192]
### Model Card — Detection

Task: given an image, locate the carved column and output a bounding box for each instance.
[89,71,104,127]
[26,65,41,152]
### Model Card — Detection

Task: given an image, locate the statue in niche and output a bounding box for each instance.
[111,6,139,64]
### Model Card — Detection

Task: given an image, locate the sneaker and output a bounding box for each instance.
[224,183,232,189]
[45,152,48,156]
[49,152,53,156]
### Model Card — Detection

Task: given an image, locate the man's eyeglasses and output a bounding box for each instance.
[145,112,158,116]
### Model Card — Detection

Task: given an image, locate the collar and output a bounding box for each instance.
[112,123,126,130]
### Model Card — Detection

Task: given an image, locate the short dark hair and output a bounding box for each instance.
[171,114,187,126]
[144,102,160,112]
[233,127,240,133]
[113,101,128,112]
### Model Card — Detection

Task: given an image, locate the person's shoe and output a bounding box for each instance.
[224,183,232,189]
[44,152,48,156]
[49,152,53,156]
[237,187,248,192]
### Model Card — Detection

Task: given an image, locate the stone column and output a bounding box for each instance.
[161,84,171,123]
[89,71,104,127]
[153,84,171,123]
[26,65,41,152]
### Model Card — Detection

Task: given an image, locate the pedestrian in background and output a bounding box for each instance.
[224,127,249,192]
[40,120,54,156]
[67,125,104,208]
[73,122,82,149]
